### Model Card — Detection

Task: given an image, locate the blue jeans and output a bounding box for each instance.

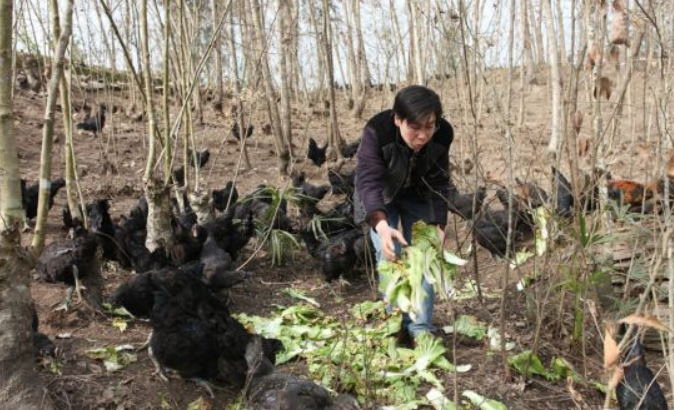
[370,194,436,337]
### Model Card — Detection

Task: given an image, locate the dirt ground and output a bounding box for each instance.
[16,65,673,409]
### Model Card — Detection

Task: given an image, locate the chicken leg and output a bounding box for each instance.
[149,346,169,382]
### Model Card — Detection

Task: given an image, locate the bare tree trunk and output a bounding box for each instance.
[99,0,146,103]
[352,0,368,117]
[407,2,424,84]
[471,0,480,91]
[178,0,196,190]
[532,1,545,64]
[307,0,326,97]
[343,0,359,104]
[140,0,172,253]
[32,0,75,254]
[0,1,54,408]
[389,0,407,82]
[555,0,568,65]
[250,0,290,174]
[321,0,343,160]
[277,0,293,151]
[56,0,85,232]
[211,0,224,108]
[518,0,536,126]
[499,0,517,379]
[190,5,204,126]
[608,2,649,148]
[590,1,608,176]
[420,0,431,80]
[356,0,371,85]
[62,51,83,230]
[286,1,300,99]
[229,9,253,169]
[229,6,251,170]
[543,0,563,155]
[569,0,577,67]
[162,0,171,180]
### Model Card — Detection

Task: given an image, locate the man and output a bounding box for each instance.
[354,85,453,344]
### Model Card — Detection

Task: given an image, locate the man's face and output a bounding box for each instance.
[394,114,438,152]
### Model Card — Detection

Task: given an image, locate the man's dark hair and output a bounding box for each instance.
[392,85,443,123]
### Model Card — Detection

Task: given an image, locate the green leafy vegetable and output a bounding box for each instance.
[508,350,555,380]
[112,317,128,333]
[462,390,508,410]
[379,221,466,321]
[102,302,134,318]
[86,344,137,372]
[443,315,488,340]
[426,388,457,410]
[487,326,515,351]
[282,288,321,307]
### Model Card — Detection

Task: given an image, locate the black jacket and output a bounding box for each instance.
[354,109,453,228]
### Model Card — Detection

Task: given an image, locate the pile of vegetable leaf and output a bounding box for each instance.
[378,221,467,321]
[236,299,469,406]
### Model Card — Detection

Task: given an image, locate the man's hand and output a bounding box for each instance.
[375,220,408,260]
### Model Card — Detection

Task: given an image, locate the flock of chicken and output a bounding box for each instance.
[25,143,369,408]
[24,129,673,409]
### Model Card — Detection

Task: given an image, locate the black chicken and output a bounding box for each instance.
[22,177,66,219]
[616,335,668,410]
[447,186,487,220]
[173,149,211,187]
[127,196,149,229]
[62,204,83,230]
[88,199,118,262]
[514,178,549,208]
[35,223,102,310]
[109,262,245,318]
[324,199,356,223]
[171,190,197,230]
[199,228,250,290]
[232,123,254,141]
[32,305,55,357]
[292,172,331,217]
[188,148,211,168]
[250,184,289,210]
[308,138,328,167]
[473,192,533,258]
[202,210,257,260]
[148,273,282,395]
[552,166,574,218]
[76,105,106,136]
[307,201,358,239]
[169,218,207,266]
[234,197,293,233]
[112,196,165,272]
[340,139,361,159]
[496,188,537,235]
[115,220,171,273]
[473,210,519,258]
[302,227,370,285]
[212,181,238,213]
[327,167,356,198]
[245,336,359,410]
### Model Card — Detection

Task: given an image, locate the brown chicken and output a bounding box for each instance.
[606,178,662,213]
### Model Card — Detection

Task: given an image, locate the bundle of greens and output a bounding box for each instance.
[378,221,467,321]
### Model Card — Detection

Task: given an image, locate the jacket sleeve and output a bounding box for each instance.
[424,129,454,228]
[356,126,388,228]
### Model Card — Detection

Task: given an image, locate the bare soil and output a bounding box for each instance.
[17,65,673,409]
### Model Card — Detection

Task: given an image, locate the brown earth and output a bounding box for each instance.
[16,64,673,409]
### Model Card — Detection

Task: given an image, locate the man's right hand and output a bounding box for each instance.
[375,220,408,260]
